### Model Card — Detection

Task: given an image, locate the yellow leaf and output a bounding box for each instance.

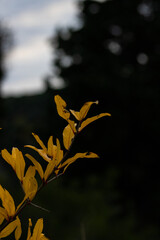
[26,154,44,180]
[0,218,17,238]
[23,166,38,201]
[1,148,26,182]
[54,95,70,120]
[32,133,48,153]
[40,234,50,240]
[15,217,22,240]
[25,146,51,162]
[55,139,63,165]
[79,101,99,120]
[69,110,80,121]
[32,218,43,239]
[47,136,54,158]
[67,119,77,134]
[12,148,25,182]
[16,197,27,213]
[0,215,4,225]
[27,219,32,240]
[0,185,16,217]
[63,124,75,150]
[61,152,99,173]
[0,207,7,224]
[79,113,111,131]
[44,161,56,181]
[4,190,16,217]
[1,149,16,171]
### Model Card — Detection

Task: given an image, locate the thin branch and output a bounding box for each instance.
[30,202,50,212]
[47,172,64,183]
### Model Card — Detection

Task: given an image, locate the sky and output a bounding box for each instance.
[0,0,79,97]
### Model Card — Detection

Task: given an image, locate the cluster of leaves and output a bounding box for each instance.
[0,95,110,239]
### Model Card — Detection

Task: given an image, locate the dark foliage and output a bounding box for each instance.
[1,0,160,239]
[48,0,160,238]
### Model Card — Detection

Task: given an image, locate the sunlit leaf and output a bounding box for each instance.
[54,95,70,120]
[3,190,16,217]
[0,185,4,202]
[23,166,38,200]
[47,136,56,158]
[44,161,56,181]
[55,138,63,165]
[67,119,77,133]
[0,185,16,217]
[15,217,22,240]
[27,218,49,240]
[0,218,17,238]
[0,215,4,225]
[26,154,44,180]
[12,148,25,182]
[32,133,48,153]
[27,219,32,240]
[25,146,51,162]
[69,110,80,121]
[40,235,50,239]
[0,207,7,224]
[0,208,7,220]
[16,197,27,213]
[1,149,16,171]
[32,218,43,239]
[1,148,26,182]
[79,113,111,131]
[79,101,99,120]
[63,124,75,150]
[61,152,99,173]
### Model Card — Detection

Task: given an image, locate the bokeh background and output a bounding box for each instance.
[0,0,160,239]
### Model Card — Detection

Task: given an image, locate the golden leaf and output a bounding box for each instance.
[54,95,70,121]
[44,161,56,181]
[1,148,25,182]
[47,136,56,158]
[0,218,17,238]
[0,185,16,217]
[63,124,74,150]
[67,119,77,134]
[12,148,25,182]
[23,166,38,201]
[32,133,48,153]
[26,154,44,180]
[15,217,22,240]
[55,138,63,165]
[25,146,51,162]
[26,219,32,240]
[1,149,16,171]
[32,218,43,239]
[79,101,99,120]
[79,113,111,131]
[0,207,7,224]
[70,101,98,121]
[62,152,99,173]
[69,110,80,121]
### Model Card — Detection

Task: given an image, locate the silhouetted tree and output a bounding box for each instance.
[0,22,13,124]
[49,0,160,236]
[0,22,12,95]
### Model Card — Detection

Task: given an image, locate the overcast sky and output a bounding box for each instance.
[0,0,78,97]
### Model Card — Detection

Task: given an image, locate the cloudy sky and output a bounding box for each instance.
[0,0,78,97]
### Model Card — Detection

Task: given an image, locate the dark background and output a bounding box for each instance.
[0,0,160,239]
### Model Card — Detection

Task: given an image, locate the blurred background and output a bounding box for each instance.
[0,0,160,239]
